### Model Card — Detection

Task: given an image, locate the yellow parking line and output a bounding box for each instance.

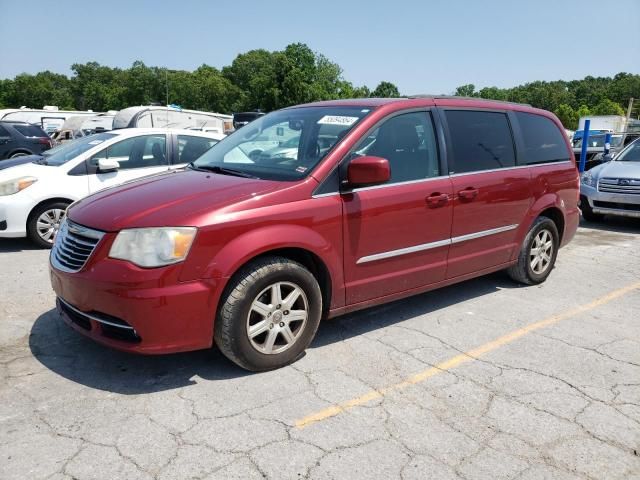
[295,281,640,429]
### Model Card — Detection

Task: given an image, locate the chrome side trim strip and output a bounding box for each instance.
[58,297,135,330]
[357,238,451,264]
[449,161,572,178]
[356,224,519,264]
[450,224,518,244]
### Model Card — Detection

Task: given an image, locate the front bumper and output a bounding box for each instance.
[50,257,221,354]
[0,194,34,238]
[581,183,640,219]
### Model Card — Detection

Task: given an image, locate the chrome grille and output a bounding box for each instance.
[51,219,104,273]
[598,178,640,195]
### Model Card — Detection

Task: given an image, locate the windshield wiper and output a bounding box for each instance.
[188,163,259,179]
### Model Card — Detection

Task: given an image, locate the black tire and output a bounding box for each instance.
[507,216,559,285]
[27,201,70,249]
[214,256,322,371]
[580,197,604,222]
[9,151,30,158]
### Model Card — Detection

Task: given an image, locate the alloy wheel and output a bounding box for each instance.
[246,281,309,355]
[529,229,554,275]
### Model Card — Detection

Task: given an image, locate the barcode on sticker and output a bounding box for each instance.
[317,115,358,126]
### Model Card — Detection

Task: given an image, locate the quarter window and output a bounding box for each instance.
[445,110,516,173]
[515,112,570,164]
[351,111,440,184]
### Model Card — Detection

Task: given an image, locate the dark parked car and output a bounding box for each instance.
[0,121,52,160]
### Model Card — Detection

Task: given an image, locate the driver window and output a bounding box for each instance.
[91,135,167,171]
[349,111,439,184]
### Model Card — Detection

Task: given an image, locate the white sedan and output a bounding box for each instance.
[0,128,224,247]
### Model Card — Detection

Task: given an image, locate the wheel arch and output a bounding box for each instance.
[191,224,343,317]
[26,197,74,227]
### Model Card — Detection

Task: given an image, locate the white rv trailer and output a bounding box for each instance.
[112,105,233,134]
[0,106,98,135]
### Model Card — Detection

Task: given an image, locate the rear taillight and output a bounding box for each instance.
[38,137,52,149]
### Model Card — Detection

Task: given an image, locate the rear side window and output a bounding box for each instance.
[0,125,9,136]
[445,110,516,173]
[177,135,218,163]
[515,112,569,165]
[13,125,48,137]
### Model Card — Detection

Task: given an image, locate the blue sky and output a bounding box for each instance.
[1,0,638,94]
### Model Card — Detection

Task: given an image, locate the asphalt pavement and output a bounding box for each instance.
[1,218,639,480]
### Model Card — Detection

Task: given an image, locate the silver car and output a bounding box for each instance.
[580,138,640,221]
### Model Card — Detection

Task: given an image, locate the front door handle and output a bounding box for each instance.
[458,187,479,201]
[426,192,449,208]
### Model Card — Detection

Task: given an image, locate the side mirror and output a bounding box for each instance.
[346,156,390,187]
[97,158,120,173]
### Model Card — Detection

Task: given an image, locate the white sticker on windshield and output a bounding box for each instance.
[88,140,104,145]
[317,115,359,126]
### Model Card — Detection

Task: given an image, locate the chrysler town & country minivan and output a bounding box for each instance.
[49,97,579,371]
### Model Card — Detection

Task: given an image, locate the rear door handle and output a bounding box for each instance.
[458,187,479,201]
[426,192,449,208]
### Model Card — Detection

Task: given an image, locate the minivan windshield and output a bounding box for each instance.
[616,139,640,162]
[43,133,116,166]
[193,106,372,180]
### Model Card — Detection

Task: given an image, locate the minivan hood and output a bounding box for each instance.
[68,169,287,232]
[595,161,640,179]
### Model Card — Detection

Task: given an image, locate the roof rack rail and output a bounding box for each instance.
[406,94,531,107]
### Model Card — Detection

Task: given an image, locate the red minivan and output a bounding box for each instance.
[49,97,580,371]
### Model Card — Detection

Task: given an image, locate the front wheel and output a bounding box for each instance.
[580,197,604,222]
[214,256,322,371]
[507,216,559,285]
[27,201,69,248]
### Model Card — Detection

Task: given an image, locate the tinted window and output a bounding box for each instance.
[14,125,48,137]
[351,111,439,183]
[0,125,9,136]
[177,135,218,163]
[516,112,569,164]
[92,135,167,170]
[445,110,516,173]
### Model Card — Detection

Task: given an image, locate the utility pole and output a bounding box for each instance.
[621,98,634,147]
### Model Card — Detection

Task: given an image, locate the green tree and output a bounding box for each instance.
[576,105,592,120]
[591,98,625,116]
[554,104,578,129]
[455,84,477,97]
[371,81,400,98]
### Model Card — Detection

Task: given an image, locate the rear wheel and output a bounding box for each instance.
[9,151,29,158]
[214,256,322,371]
[508,216,559,285]
[27,201,69,248]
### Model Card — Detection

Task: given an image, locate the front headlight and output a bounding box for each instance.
[581,171,596,187]
[109,227,197,267]
[0,176,38,196]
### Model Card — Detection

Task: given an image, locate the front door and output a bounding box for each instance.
[342,111,453,305]
[87,134,169,193]
[442,109,532,278]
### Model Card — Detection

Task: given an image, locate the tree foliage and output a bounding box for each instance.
[455,74,639,129]
[0,42,637,131]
